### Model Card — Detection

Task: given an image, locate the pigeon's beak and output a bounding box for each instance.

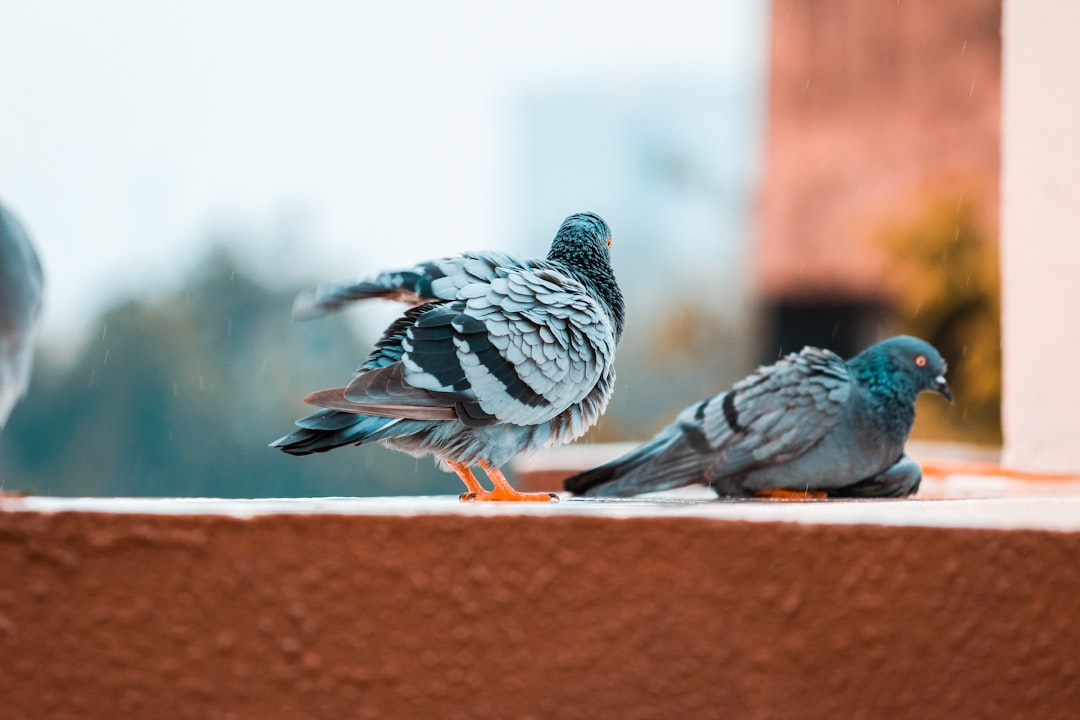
[934,375,954,403]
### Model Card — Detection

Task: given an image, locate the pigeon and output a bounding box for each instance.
[564,335,951,499]
[0,201,45,430]
[272,212,624,501]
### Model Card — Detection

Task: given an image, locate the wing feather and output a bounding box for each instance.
[698,347,851,475]
[302,253,616,431]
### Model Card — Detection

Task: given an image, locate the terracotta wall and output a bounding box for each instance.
[1,507,1077,719]
[758,0,1001,301]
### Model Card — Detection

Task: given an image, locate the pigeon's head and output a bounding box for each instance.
[869,335,953,402]
[548,212,613,266]
[548,211,624,338]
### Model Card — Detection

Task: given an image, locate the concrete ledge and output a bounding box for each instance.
[1,494,1078,719]
[5,493,1080,530]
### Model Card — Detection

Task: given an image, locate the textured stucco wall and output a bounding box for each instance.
[1000,0,1080,472]
[1,507,1077,720]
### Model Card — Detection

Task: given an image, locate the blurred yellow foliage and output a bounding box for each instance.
[878,191,1001,444]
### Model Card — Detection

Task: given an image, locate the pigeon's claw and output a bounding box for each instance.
[459,489,559,503]
[455,462,560,503]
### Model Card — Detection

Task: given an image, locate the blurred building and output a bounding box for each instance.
[756,0,1001,359]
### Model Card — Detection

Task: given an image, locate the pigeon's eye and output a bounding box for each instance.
[606,237,613,247]
[915,355,927,368]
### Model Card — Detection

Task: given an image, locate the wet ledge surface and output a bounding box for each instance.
[3,492,1080,531]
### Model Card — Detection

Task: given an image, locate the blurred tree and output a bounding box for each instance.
[878,192,1001,444]
[582,296,757,443]
[0,247,450,497]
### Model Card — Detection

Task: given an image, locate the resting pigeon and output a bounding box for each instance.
[272,212,624,501]
[564,335,951,499]
[0,201,44,429]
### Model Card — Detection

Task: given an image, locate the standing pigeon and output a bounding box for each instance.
[564,335,951,499]
[0,201,45,429]
[272,212,624,501]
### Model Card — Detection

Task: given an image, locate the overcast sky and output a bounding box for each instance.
[0,0,766,345]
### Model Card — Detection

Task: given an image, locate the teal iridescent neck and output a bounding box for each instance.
[848,349,920,405]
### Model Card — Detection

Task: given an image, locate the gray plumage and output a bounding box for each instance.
[0,201,44,429]
[564,335,952,499]
[273,212,624,501]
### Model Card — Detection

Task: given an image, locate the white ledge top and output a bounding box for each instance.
[2,493,1079,532]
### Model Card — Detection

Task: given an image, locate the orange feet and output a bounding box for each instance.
[754,488,828,500]
[459,488,560,502]
[448,462,485,496]
[453,461,559,503]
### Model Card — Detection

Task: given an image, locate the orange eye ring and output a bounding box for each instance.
[915,355,928,368]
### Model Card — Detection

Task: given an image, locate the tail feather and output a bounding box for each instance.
[564,432,697,497]
[271,409,425,456]
[292,280,399,320]
[292,266,447,320]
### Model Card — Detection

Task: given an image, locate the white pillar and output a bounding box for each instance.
[1000,0,1080,472]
